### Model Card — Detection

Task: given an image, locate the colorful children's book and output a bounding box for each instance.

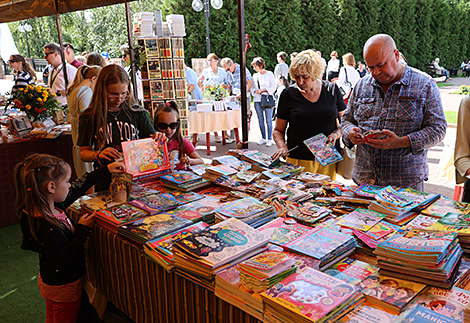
[261,266,361,323]
[258,218,313,246]
[401,214,440,231]
[129,194,179,214]
[166,196,220,222]
[303,133,343,166]
[108,173,133,207]
[236,169,261,183]
[421,197,470,218]
[121,138,171,180]
[288,202,332,225]
[336,208,387,231]
[428,212,470,234]
[364,221,401,240]
[206,164,238,176]
[360,273,426,314]
[160,170,202,186]
[216,197,272,220]
[376,186,414,209]
[400,305,459,323]
[188,164,211,176]
[150,186,205,205]
[338,301,398,322]
[355,183,385,198]
[324,257,379,286]
[95,204,148,232]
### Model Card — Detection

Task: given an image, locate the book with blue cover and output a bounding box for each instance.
[129,194,179,214]
[303,133,343,166]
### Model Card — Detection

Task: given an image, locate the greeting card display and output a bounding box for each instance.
[121,138,171,180]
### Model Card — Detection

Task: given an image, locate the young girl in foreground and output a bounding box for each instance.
[15,153,124,323]
[153,101,203,170]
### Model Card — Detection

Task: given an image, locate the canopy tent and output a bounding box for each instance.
[0,23,19,59]
[0,0,249,148]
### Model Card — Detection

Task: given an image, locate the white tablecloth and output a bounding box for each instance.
[188,110,241,133]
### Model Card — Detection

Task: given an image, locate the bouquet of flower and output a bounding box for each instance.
[204,83,228,101]
[6,84,62,121]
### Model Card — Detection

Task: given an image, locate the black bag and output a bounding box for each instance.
[261,94,275,108]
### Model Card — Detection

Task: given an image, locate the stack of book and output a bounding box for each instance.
[261,266,363,323]
[236,180,281,200]
[166,14,186,37]
[133,12,154,37]
[421,197,470,219]
[118,212,192,245]
[288,202,332,226]
[338,301,399,322]
[172,218,270,289]
[353,219,401,258]
[324,257,379,286]
[215,197,276,228]
[202,164,238,181]
[212,155,250,170]
[160,170,211,191]
[237,250,297,293]
[143,222,208,272]
[375,230,463,288]
[94,204,148,234]
[128,193,179,214]
[165,196,220,224]
[429,212,470,253]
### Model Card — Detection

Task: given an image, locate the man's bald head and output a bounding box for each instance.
[364,34,396,55]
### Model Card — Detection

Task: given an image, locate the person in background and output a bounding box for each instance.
[63,43,84,69]
[336,53,360,104]
[433,57,450,81]
[221,57,254,144]
[8,54,37,93]
[67,65,102,178]
[86,52,106,67]
[274,75,289,105]
[42,64,52,85]
[43,43,77,105]
[101,51,110,64]
[454,94,470,202]
[77,65,156,191]
[15,153,124,323]
[317,50,327,80]
[461,59,469,78]
[153,101,203,170]
[357,61,368,78]
[120,44,143,102]
[197,53,227,143]
[75,56,87,64]
[326,50,340,81]
[274,51,289,81]
[341,34,446,190]
[81,51,90,58]
[251,57,277,147]
[184,63,203,100]
[272,50,345,180]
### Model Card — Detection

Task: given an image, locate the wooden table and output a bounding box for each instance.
[0,134,74,227]
[189,109,241,155]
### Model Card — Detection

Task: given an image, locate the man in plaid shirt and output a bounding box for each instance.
[341,34,447,190]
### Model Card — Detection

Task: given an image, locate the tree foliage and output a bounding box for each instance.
[7,0,470,73]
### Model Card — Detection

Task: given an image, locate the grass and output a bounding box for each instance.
[445,111,458,124]
[437,83,453,88]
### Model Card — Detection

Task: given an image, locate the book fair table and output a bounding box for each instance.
[189,109,241,155]
[68,205,261,323]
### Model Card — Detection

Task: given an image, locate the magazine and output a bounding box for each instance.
[303,133,343,166]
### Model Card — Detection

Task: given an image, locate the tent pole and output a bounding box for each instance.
[237,0,248,149]
[54,0,69,92]
[124,0,138,100]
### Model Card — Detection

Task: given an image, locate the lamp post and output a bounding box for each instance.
[192,0,223,56]
[18,21,32,58]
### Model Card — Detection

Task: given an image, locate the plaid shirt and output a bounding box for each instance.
[225,64,253,93]
[341,65,447,188]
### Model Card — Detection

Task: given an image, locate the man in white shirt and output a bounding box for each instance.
[44,43,77,105]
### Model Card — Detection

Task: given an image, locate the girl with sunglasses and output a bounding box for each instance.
[78,65,158,191]
[154,101,203,170]
[8,54,37,93]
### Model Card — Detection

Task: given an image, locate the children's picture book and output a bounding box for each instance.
[360,273,426,314]
[95,204,148,232]
[238,250,294,277]
[129,194,179,214]
[258,218,313,246]
[288,202,331,224]
[399,305,460,323]
[188,164,211,176]
[150,186,205,205]
[364,221,401,240]
[303,133,343,166]
[166,196,220,222]
[216,197,272,220]
[421,197,470,218]
[336,208,387,231]
[376,186,414,209]
[173,218,270,269]
[206,164,238,176]
[261,266,360,322]
[236,169,261,183]
[160,170,202,185]
[430,212,470,231]
[121,138,171,180]
[324,257,379,286]
[401,214,440,231]
[241,151,273,168]
[355,183,384,198]
[395,286,470,322]
[338,301,398,322]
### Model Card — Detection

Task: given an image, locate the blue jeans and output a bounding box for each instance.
[254,101,273,140]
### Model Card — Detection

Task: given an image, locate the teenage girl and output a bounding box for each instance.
[15,153,124,323]
[8,54,37,93]
[153,101,203,170]
[77,64,156,191]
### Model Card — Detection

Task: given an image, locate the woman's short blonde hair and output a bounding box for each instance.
[289,50,323,81]
[207,53,219,61]
[342,53,356,67]
[330,51,338,58]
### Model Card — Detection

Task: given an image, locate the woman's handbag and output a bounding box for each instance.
[338,68,352,99]
[336,138,355,180]
[257,77,275,108]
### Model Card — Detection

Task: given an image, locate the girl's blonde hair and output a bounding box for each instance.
[289,50,323,81]
[14,153,70,243]
[80,64,143,149]
[342,53,356,67]
[153,101,185,159]
[67,65,102,95]
[10,54,37,81]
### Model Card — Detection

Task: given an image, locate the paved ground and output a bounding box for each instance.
[2,76,470,198]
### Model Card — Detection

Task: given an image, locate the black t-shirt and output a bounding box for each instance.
[277,81,346,160]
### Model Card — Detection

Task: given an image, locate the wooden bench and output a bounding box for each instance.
[426,63,446,78]
[32,58,48,72]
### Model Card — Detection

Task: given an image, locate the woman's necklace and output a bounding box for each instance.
[108,108,122,121]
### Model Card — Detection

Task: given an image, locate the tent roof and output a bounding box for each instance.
[0,0,136,24]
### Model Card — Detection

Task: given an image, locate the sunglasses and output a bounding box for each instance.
[8,59,17,63]
[44,52,55,57]
[157,121,180,130]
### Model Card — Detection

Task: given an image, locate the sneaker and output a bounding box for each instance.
[215,135,221,143]
[257,139,267,145]
[225,138,235,144]
[266,140,273,147]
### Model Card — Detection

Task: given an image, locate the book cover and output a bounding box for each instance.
[401,214,440,231]
[303,133,343,166]
[428,212,470,234]
[261,266,359,322]
[336,208,387,231]
[150,80,164,100]
[188,164,211,176]
[401,305,460,323]
[173,218,270,268]
[147,59,161,79]
[121,138,171,179]
[376,186,414,209]
[196,186,230,201]
[212,155,243,169]
[166,196,220,222]
[361,273,426,313]
[236,169,261,183]
[421,198,470,218]
[364,221,401,240]
[288,202,331,224]
[144,38,159,58]
[206,164,238,176]
[217,197,272,219]
[338,301,398,322]
[95,204,148,227]
[150,186,205,205]
[128,194,179,214]
[285,227,355,260]
[324,257,379,286]
[258,218,313,246]
[108,173,133,206]
[355,183,384,198]
[160,170,202,185]
[242,151,273,168]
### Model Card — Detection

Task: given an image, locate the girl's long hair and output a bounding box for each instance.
[80,64,142,149]
[14,153,70,243]
[67,65,101,96]
[153,101,185,159]
[11,54,37,81]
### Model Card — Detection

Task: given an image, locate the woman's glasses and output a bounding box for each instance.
[107,92,129,101]
[157,121,180,130]
[8,59,17,63]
